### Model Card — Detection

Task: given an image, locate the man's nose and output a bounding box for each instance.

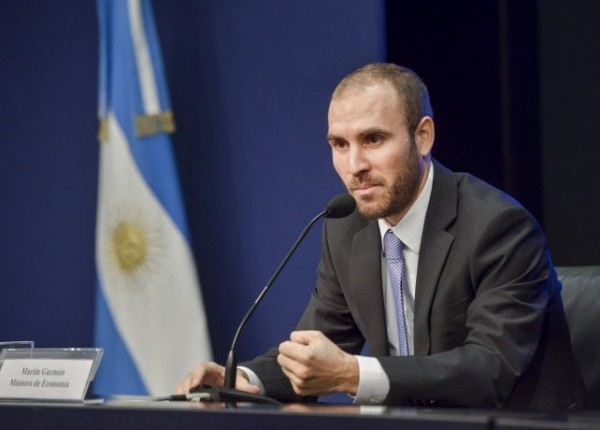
[348,146,370,176]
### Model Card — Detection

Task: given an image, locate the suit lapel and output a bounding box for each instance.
[413,161,457,356]
[350,221,389,356]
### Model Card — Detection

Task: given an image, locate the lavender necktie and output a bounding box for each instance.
[384,229,409,356]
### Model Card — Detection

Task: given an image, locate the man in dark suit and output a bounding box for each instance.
[178,63,584,410]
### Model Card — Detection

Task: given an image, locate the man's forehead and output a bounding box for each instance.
[330,81,402,113]
[332,78,395,100]
[328,82,404,121]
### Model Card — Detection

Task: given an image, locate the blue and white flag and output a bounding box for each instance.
[94,0,212,396]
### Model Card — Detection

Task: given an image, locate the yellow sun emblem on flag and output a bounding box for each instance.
[111,221,148,273]
[103,203,163,288]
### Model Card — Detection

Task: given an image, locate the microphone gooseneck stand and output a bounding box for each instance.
[223,209,329,392]
[165,194,356,406]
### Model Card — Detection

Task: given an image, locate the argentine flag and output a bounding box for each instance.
[94,0,212,396]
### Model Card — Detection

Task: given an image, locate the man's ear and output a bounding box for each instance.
[415,116,435,158]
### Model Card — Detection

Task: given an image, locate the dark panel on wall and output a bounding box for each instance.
[386,0,598,264]
[539,0,600,265]
[385,0,542,223]
[498,0,541,222]
[385,1,504,189]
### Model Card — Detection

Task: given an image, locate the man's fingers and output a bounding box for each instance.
[278,330,358,397]
[175,362,224,394]
[277,350,296,372]
[176,372,198,394]
[234,369,261,394]
[177,371,203,394]
[279,339,309,361]
[289,330,321,344]
[236,378,261,394]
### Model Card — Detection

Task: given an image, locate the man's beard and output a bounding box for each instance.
[350,141,423,221]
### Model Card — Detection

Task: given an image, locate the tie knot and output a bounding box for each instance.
[384,230,403,260]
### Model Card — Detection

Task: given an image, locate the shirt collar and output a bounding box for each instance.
[378,162,434,255]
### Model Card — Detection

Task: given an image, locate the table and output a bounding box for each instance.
[1,398,599,430]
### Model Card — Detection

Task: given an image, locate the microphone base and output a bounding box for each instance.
[188,384,282,405]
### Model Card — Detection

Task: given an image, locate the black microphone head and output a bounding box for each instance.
[325,194,356,219]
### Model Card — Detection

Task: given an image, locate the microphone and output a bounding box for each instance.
[323,193,357,219]
[185,193,355,404]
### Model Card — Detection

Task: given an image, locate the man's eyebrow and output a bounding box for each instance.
[327,128,392,141]
[326,128,393,143]
[358,127,392,138]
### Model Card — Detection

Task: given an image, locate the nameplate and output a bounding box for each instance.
[0,348,103,402]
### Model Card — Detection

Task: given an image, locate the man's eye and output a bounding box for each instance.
[333,140,348,149]
[367,135,382,144]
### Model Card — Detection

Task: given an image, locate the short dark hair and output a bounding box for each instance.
[331,63,433,133]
